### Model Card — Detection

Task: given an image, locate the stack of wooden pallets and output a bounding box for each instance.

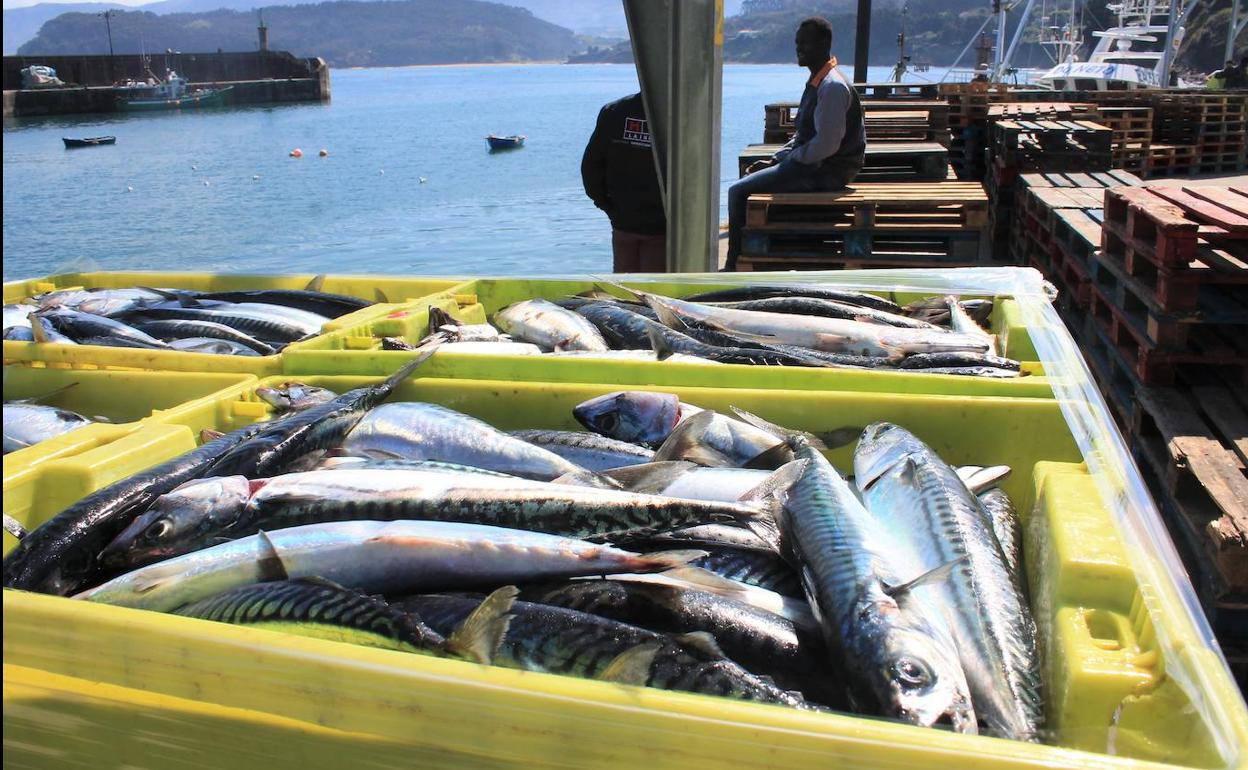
[736,142,951,182]
[1034,185,1248,640]
[985,115,1113,262]
[1148,93,1248,176]
[940,81,1009,180]
[1096,106,1153,174]
[737,181,989,270]
[762,100,951,146]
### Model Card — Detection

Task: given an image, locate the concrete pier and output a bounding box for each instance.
[2,50,329,117]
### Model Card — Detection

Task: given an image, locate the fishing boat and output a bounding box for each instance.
[487,134,526,150]
[1033,0,1194,89]
[62,136,117,148]
[116,70,232,112]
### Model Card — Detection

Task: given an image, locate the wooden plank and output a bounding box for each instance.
[1136,387,1248,538]
[1189,385,1248,467]
[1111,187,1200,231]
[1181,187,1248,218]
[1150,187,1248,233]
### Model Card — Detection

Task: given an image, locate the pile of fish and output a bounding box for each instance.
[385,284,1025,378]
[2,356,1042,741]
[2,277,374,356]
[3,385,97,455]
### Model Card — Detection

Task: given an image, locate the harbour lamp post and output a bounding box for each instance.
[100,9,116,83]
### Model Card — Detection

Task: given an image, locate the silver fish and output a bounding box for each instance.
[167,338,261,356]
[620,287,988,360]
[767,441,976,732]
[855,422,1042,741]
[78,519,704,612]
[3,403,94,454]
[493,298,609,352]
[254,382,340,413]
[436,341,544,355]
[341,402,593,481]
[945,296,999,356]
[653,409,790,469]
[980,487,1024,596]
[508,429,655,471]
[3,303,39,330]
[573,391,703,447]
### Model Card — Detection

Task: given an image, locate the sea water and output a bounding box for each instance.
[3,63,940,280]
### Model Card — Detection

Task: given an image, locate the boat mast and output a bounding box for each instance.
[993,0,1008,80]
[1001,0,1040,80]
[893,0,909,83]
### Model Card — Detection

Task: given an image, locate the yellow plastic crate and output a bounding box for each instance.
[4,372,1245,769]
[283,274,1055,398]
[3,271,463,375]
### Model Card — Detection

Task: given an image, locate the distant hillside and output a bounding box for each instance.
[17,0,583,66]
[4,1,125,56]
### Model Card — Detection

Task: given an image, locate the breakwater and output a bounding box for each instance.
[2,49,329,117]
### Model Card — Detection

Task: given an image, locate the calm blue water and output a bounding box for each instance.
[3,63,929,280]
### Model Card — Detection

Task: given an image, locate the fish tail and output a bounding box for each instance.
[637,549,710,572]
[646,325,675,360]
[444,585,518,664]
[304,274,326,292]
[27,314,50,344]
[598,641,662,685]
[371,344,440,403]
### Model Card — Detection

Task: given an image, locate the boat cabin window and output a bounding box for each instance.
[1074,79,1099,91]
[1053,79,1069,90]
[1106,81,1128,90]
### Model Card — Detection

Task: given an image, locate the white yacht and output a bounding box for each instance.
[1035,0,1191,90]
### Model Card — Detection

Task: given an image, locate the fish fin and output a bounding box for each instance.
[589,277,645,303]
[549,470,624,490]
[428,305,458,329]
[674,631,725,659]
[652,410,733,467]
[304,274,326,292]
[729,407,826,452]
[646,299,687,331]
[744,515,784,555]
[958,464,1012,494]
[90,415,112,424]
[200,428,226,442]
[658,566,750,594]
[255,530,289,583]
[375,343,440,397]
[446,585,518,665]
[601,461,697,495]
[645,326,674,359]
[884,556,968,601]
[137,286,182,301]
[598,642,661,686]
[374,288,390,303]
[3,514,28,540]
[738,458,807,506]
[812,426,865,450]
[641,549,710,571]
[10,381,79,405]
[27,314,50,344]
[742,443,796,470]
[175,292,202,308]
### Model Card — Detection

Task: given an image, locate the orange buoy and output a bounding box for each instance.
[318,148,328,157]
[290,148,303,158]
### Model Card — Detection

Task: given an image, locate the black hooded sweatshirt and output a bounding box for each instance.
[581,93,666,236]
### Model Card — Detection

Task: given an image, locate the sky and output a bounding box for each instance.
[4,0,151,7]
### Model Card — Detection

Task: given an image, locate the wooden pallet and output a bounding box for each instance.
[1132,382,1248,600]
[1087,283,1248,384]
[763,100,951,144]
[736,142,950,181]
[992,119,1113,171]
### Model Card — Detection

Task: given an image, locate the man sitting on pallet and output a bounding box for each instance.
[723,16,866,271]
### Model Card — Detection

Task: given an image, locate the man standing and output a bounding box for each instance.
[582,92,667,273]
[723,17,866,271]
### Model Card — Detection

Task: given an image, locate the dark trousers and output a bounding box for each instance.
[725,159,856,270]
[613,230,667,273]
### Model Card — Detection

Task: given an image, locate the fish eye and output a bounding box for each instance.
[893,657,933,689]
[600,414,618,432]
[142,518,173,543]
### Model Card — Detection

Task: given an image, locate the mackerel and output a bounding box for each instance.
[398,592,813,709]
[3,403,93,453]
[855,422,1041,740]
[573,391,703,447]
[37,308,171,349]
[132,319,277,355]
[508,429,655,471]
[77,520,703,612]
[517,579,843,707]
[1,422,267,595]
[980,487,1025,596]
[493,298,608,352]
[341,401,594,481]
[680,285,901,313]
[167,338,262,356]
[713,297,940,329]
[206,350,435,478]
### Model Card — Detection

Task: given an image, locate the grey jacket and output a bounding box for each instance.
[774,63,866,187]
